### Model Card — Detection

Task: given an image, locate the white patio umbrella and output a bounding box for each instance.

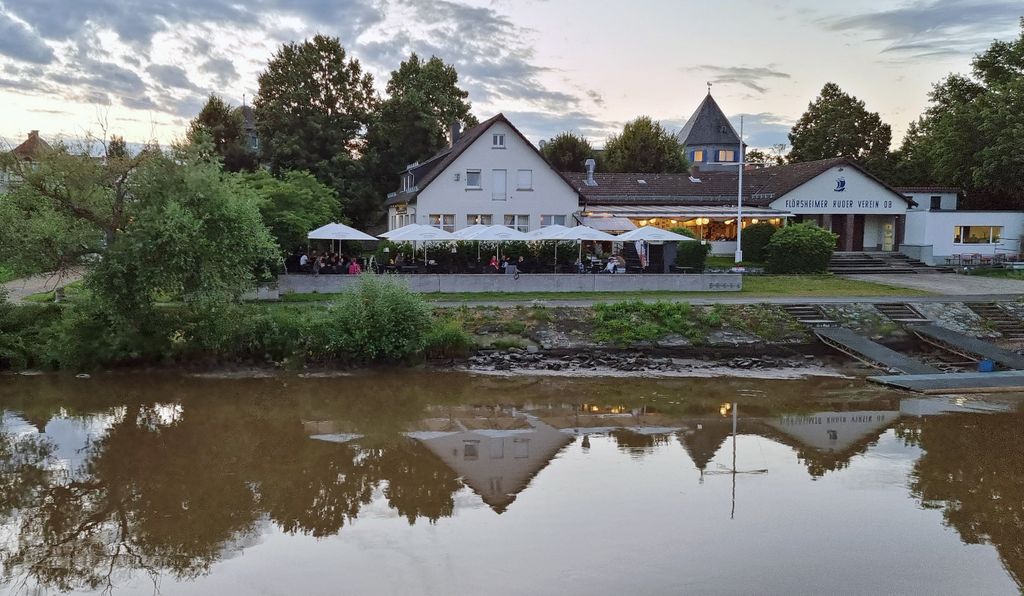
[524,225,572,271]
[549,225,619,265]
[379,223,420,239]
[461,225,530,264]
[615,226,695,242]
[307,222,377,242]
[451,224,495,262]
[379,224,455,264]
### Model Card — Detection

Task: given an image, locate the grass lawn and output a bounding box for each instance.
[705,256,764,268]
[0,265,15,284]
[277,274,929,303]
[968,268,1024,280]
[20,280,86,303]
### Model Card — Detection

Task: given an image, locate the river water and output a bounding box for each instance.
[0,371,1021,595]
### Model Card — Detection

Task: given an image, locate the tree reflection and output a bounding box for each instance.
[909,413,1024,588]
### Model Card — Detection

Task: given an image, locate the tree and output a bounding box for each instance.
[362,54,476,225]
[603,117,689,173]
[745,144,787,167]
[541,132,597,172]
[107,135,129,160]
[240,169,339,253]
[254,35,377,224]
[186,94,257,172]
[787,83,892,172]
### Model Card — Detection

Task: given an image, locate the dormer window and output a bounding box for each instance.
[400,173,414,191]
[492,133,505,149]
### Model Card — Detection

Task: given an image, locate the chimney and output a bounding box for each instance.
[28,130,39,139]
[449,121,461,147]
[584,158,596,186]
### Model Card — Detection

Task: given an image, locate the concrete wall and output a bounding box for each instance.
[277,273,743,295]
[387,120,580,232]
[903,211,1024,264]
[904,191,958,212]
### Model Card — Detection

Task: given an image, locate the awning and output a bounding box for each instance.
[578,216,638,232]
[582,205,792,219]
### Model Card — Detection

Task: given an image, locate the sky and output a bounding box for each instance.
[0,0,1021,151]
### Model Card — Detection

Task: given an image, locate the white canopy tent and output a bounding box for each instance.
[379,224,456,265]
[307,222,378,242]
[545,225,620,266]
[523,224,571,240]
[615,226,694,242]
[379,223,420,239]
[450,224,491,240]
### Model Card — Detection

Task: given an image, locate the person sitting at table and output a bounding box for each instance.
[604,255,620,274]
[488,256,500,273]
[516,255,528,274]
[348,258,362,275]
[395,252,406,267]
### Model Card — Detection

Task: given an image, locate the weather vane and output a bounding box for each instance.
[707,81,713,94]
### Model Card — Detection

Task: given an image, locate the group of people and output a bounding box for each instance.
[298,250,362,275]
[487,255,530,274]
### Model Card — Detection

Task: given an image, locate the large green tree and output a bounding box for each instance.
[239,169,339,253]
[254,35,377,225]
[787,83,892,172]
[893,20,1024,208]
[602,117,689,173]
[362,54,476,222]
[541,131,597,172]
[186,94,257,172]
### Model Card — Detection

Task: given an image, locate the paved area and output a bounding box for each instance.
[843,273,1024,295]
[428,294,1024,308]
[1,269,83,303]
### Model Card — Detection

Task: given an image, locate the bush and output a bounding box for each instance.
[423,319,474,359]
[323,275,433,362]
[740,223,778,263]
[593,300,719,345]
[763,223,837,273]
[669,227,698,239]
[675,240,712,272]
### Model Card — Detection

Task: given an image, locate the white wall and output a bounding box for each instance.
[904,191,958,212]
[389,120,580,232]
[769,166,909,215]
[903,211,1024,262]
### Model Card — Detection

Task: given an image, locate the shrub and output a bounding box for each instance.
[424,319,474,359]
[324,275,433,362]
[669,227,698,239]
[593,300,719,345]
[740,222,778,263]
[763,223,837,274]
[675,240,712,272]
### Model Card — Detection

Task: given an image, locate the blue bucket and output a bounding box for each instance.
[978,359,995,373]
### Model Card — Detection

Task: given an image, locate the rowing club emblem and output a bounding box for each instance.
[834,177,846,192]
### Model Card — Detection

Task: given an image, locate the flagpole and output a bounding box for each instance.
[735,115,745,264]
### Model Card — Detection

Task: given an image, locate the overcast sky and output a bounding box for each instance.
[0,0,1020,150]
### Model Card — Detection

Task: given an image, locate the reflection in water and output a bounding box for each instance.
[0,372,1021,594]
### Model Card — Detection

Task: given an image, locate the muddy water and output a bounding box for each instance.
[0,371,1022,595]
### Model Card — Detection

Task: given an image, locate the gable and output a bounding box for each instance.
[769,165,910,214]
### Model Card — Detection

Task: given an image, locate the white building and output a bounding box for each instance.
[385,114,580,233]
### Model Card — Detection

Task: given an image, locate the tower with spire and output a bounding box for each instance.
[675,90,742,171]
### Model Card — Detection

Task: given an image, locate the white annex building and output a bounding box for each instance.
[385,114,580,234]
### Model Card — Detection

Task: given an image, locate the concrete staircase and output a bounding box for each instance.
[781,304,837,328]
[967,303,1024,340]
[874,303,930,323]
[828,252,955,275]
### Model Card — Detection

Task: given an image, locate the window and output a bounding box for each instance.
[517,169,533,190]
[541,215,566,227]
[429,214,455,232]
[466,170,482,188]
[467,214,492,226]
[930,196,942,210]
[400,173,413,191]
[504,214,529,232]
[492,169,507,201]
[492,133,505,148]
[463,440,479,460]
[717,149,735,162]
[954,226,1002,244]
[692,149,704,162]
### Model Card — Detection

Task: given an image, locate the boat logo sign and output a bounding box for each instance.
[834,177,847,192]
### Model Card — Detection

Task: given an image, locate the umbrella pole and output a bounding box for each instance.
[554,242,558,273]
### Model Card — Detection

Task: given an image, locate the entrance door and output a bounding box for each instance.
[853,215,865,251]
[831,215,848,251]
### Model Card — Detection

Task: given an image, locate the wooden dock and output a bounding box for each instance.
[869,370,1024,394]
[815,327,942,375]
[909,324,1024,370]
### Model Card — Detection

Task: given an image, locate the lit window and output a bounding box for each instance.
[541,215,566,227]
[517,169,533,190]
[467,214,492,226]
[429,214,455,232]
[692,149,704,162]
[466,170,482,188]
[717,150,735,162]
[492,133,505,148]
[954,226,1002,244]
[504,214,529,232]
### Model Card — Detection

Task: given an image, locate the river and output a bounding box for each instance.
[0,371,1021,595]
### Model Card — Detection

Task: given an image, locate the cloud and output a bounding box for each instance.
[147,64,201,92]
[823,0,1022,58]
[503,110,618,144]
[200,57,238,87]
[0,11,55,64]
[687,65,791,94]
[732,112,793,148]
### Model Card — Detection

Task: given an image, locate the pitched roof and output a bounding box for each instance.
[566,158,914,208]
[676,94,741,147]
[386,113,578,207]
[893,186,961,194]
[10,130,51,160]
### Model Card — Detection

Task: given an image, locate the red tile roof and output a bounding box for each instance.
[9,130,51,160]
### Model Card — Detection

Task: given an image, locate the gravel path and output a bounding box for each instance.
[843,273,1024,296]
[1,269,83,303]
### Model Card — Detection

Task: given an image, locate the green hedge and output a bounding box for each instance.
[763,223,837,273]
[675,240,712,272]
[740,222,778,263]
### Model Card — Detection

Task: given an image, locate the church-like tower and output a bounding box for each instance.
[675,92,742,171]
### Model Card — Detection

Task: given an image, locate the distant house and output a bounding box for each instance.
[385,114,580,233]
[1,130,52,193]
[675,92,743,172]
[239,105,259,154]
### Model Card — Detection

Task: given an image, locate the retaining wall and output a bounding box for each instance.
[275,273,742,295]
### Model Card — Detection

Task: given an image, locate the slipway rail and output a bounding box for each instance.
[815,327,941,375]
[869,371,1024,394]
[909,324,1024,370]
